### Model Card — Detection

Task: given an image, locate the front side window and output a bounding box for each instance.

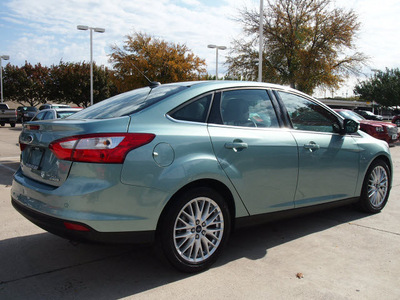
[278,92,339,133]
[220,89,279,128]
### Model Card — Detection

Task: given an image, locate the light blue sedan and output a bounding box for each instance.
[12,81,392,272]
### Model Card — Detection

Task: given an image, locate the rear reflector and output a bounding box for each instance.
[49,133,155,163]
[64,222,91,232]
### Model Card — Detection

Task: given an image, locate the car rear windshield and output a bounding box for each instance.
[69,85,189,119]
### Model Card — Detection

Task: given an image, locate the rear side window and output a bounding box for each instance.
[169,94,212,123]
[69,85,188,120]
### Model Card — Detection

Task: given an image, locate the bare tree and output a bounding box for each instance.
[227,0,368,94]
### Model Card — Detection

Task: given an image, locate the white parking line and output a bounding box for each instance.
[0,156,20,161]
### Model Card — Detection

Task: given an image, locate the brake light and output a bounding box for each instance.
[49,133,155,163]
[25,124,40,130]
[19,143,27,151]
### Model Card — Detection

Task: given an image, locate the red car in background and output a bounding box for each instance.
[335,109,398,144]
[392,115,400,127]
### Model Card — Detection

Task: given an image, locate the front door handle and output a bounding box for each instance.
[304,141,320,152]
[225,139,248,152]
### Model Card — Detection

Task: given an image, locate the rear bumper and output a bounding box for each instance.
[12,197,155,244]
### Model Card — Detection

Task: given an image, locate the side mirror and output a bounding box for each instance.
[343,119,359,134]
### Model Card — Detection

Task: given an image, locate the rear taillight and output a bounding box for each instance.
[19,143,27,151]
[24,124,40,130]
[49,133,155,163]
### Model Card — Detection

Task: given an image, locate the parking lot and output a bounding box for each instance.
[1,124,399,299]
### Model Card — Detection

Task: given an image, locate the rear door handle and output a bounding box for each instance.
[225,140,248,152]
[304,141,320,152]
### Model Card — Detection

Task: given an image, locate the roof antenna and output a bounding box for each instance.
[131,64,161,88]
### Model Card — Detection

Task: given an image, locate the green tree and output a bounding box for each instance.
[109,32,207,92]
[49,61,117,107]
[354,68,400,107]
[3,62,50,106]
[227,0,367,94]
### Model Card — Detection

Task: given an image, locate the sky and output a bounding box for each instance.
[1,0,400,97]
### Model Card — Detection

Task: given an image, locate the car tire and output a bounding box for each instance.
[158,187,231,273]
[10,122,16,128]
[358,159,391,213]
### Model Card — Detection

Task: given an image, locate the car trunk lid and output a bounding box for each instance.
[19,117,130,187]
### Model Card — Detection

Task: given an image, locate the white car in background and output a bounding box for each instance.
[30,108,82,121]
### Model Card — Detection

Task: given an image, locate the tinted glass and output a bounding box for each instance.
[70,85,188,120]
[170,94,212,123]
[43,112,54,120]
[57,111,78,119]
[32,111,46,121]
[279,92,339,133]
[337,110,364,121]
[220,89,279,128]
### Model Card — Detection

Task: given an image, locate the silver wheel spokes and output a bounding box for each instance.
[174,197,224,263]
[367,166,388,208]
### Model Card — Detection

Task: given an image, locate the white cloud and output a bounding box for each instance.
[2,0,251,74]
[2,0,399,92]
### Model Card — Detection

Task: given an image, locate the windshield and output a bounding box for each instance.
[337,110,365,121]
[69,85,188,119]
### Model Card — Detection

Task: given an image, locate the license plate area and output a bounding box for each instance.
[25,147,45,170]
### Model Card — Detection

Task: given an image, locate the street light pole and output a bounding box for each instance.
[258,0,263,82]
[77,25,105,106]
[208,44,227,80]
[1,55,10,104]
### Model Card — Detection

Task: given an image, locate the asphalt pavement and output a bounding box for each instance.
[0,124,399,299]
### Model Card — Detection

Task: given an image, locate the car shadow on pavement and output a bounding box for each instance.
[0,204,371,299]
[0,161,19,186]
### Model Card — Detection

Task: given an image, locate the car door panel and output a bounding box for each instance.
[277,91,361,207]
[289,131,360,207]
[208,126,298,214]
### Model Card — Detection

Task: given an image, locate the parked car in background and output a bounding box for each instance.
[392,115,400,127]
[13,81,393,273]
[17,106,38,123]
[31,108,82,121]
[39,103,71,110]
[0,103,17,127]
[354,109,383,121]
[335,109,398,144]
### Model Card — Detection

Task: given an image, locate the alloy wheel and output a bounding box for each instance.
[173,197,224,263]
[367,165,389,208]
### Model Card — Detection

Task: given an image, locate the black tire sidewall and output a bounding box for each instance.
[159,186,231,273]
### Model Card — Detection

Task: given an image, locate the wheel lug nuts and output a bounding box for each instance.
[196,234,199,239]
[202,222,206,227]
[196,220,200,225]
[202,230,206,235]
[191,228,195,233]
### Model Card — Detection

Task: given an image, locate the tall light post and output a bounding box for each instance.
[0,55,10,104]
[208,44,226,80]
[258,0,263,82]
[77,25,105,106]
